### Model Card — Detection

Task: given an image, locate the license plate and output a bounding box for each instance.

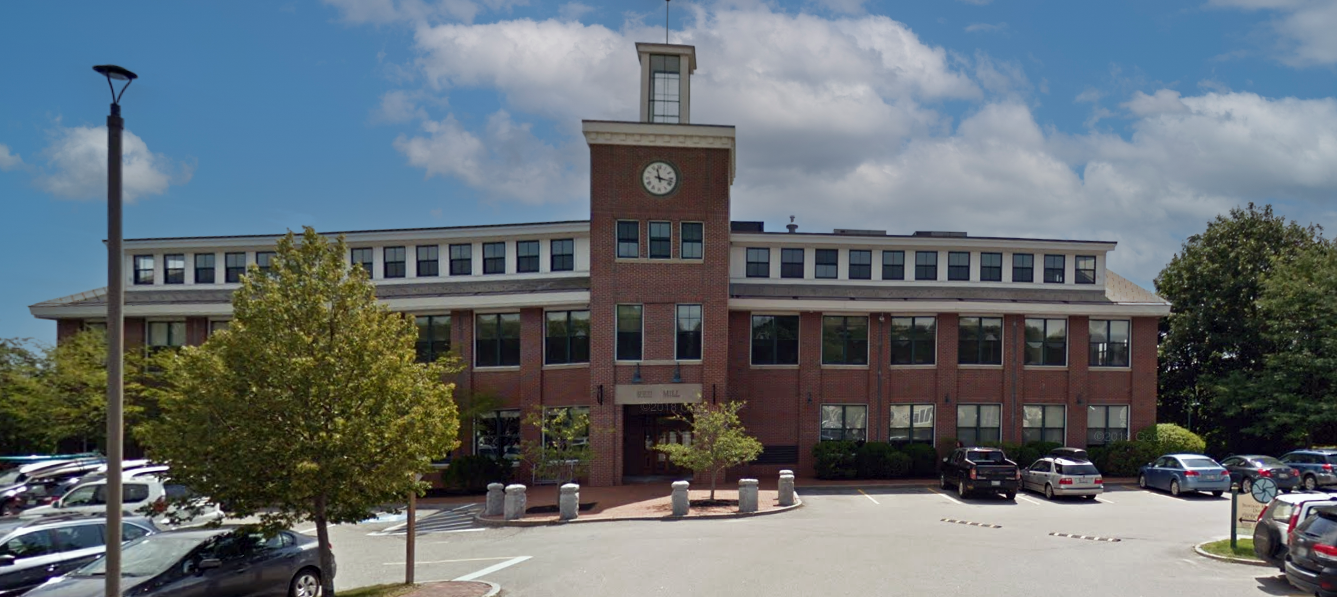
[1280,474,1290,479]
[991,480,1001,486]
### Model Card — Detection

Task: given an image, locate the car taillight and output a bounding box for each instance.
[1257,509,1268,522]
[1293,469,1301,476]
[1015,470,1022,481]
[970,470,977,480]
[1059,478,1074,485]
[1315,544,1337,559]
[1288,513,1300,538]
[1185,470,1199,477]
[1324,463,1333,472]
[1094,477,1103,484]
[1260,470,1272,478]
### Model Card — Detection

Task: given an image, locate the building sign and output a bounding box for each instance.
[615,383,703,405]
[1234,492,1266,534]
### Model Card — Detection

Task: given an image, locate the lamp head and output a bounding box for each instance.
[93,64,138,110]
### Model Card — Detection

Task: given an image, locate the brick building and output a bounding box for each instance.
[30,42,1169,485]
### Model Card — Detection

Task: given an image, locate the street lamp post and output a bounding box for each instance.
[93,63,137,597]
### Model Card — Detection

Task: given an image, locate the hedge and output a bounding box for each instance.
[441,455,513,493]
[1138,423,1206,455]
[813,441,859,479]
[902,443,939,477]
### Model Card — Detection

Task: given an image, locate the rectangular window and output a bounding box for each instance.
[163,254,185,285]
[475,313,521,367]
[476,409,521,462]
[1087,405,1130,446]
[415,315,451,363]
[383,247,406,278]
[649,222,672,259]
[680,223,703,260]
[820,404,868,442]
[516,240,540,273]
[890,316,936,365]
[889,404,935,444]
[351,248,373,277]
[676,304,703,360]
[146,321,186,351]
[417,246,439,277]
[814,249,838,279]
[882,250,905,280]
[208,320,229,335]
[745,248,770,278]
[915,251,938,281]
[822,315,869,365]
[1075,255,1096,284]
[449,244,472,276]
[848,250,872,280]
[1024,318,1067,366]
[780,248,805,279]
[956,404,1002,446]
[649,54,681,124]
[980,252,1002,282]
[545,310,590,365]
[133,255,154,285]
[1089,320,1131,367]
[616,305,643,361]
[194,254,215,284]
[958,316,1003,365]
[1044,254,1065,283]
[751,315,799,365]
[1012,253,1034,283]
[483,242,506,274]
[1023,405,1066,444]
[551,239,575,271]
[948,252,970,281]
[617,221,640,259]
[542,406,591,448]
[225,252,246,283]
[256,251,277,276]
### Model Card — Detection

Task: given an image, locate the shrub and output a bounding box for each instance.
[1013,441,1062,468]
[856,443,903,479]
[1102,440,1162,477]
[1087,445,1110,472]
[1138,423,1206,455]
[813,441,859,479]
[441,455,513,494]
[886,451,913,478]
[902,443,939,477]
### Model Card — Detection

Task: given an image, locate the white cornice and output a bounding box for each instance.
[729,233,1116,252]
[727,298,1170,317]
[582,121,736,185]
[29,291,593,320]
[122,221,591,251]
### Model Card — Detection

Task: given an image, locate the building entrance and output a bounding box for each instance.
[623,404,693,477]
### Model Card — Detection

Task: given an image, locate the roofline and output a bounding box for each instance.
[117,219,591,244]
[731,230,1117,246]
[581,119,735,130]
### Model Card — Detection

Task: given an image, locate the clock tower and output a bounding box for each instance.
[582,43,736,485]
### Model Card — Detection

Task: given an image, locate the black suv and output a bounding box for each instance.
[1285,504,1337,596]
[0,514,157,596]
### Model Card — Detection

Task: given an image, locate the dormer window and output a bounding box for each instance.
[649,55,681,123]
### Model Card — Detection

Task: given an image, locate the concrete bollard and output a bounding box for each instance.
[778,473,796,507]
[779,469,793,477]
[559,483,580,520]
[503,484,527,521]
[485,483,505,517]
[739,478,759,513]
[671,480,690,516]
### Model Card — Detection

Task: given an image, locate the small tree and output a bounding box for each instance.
[520,407,592,485]
[655,401,763,500]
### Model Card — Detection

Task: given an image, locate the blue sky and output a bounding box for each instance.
[3,0,1336,344]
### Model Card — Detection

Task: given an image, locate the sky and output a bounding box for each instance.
[3,0,1336,345]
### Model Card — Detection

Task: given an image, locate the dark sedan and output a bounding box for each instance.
[25,527,333,597]
[1220,454,1300,493]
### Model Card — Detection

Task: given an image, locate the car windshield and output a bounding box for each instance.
[1252,457,1285,467]
[968,451,1004,462]
[1183,458,1219,468]
[74,535,204,578]
[1057,463,1100,475]
[0,470,21,486]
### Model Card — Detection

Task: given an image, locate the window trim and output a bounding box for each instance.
[416,245,439,277]
[745,247,771,278]
[821,315,869,366]
[350,248,374,278]
[890,316,937,366]
[1023,317,1068,367]
[1044,254,1065,284]
[780,248,805,279]
[648,221,672,259]
[888,403,936,444]
[145,320,186,350]
[617,220,640,259]
[516,240,541,273]
[1075,255,1097,284]
[882,250,905,281]
[615,304,644,362]
[1086,404,1130,446]
[814,249,838,280]
[194,253,215,284]
[550,238,576,271]
[1089,319,1131,368]
[255,251,277,276]
[163,254,185,285]
[224,252,247,284]
[474,312,521,368]
[680,222,703,260]
[957,315,1004,366]
[482,242,506,275]
[1012,253,1034,283]
[415,314,452,364]
[848,250,872,280]
[544,309,591,366]
[474,408,522,462]
[980,252,1002,282]
[947,251,970,281]
[819,403,869,442]
[1023,404,1067,444]
[383,246,406,279]
[750,313,801,367]
[956,403,1003,446]
[915,251,938,281]
[674,304,703,361]
[133,255,154,285]
[449,243,473,276]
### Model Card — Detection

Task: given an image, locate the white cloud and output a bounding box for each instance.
[557,2,593,21]
[36,126,193,202]
[965,22,1007,33]
[1209,0,1337,67]
[813,0,867,14]
[0,144,23,171]
[1123,89,1188,116]
[323,0,526,25]
[373,89,429,123]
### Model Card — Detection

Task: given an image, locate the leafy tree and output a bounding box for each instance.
[0,338,49,454]
[141,227,460,597]
[520,407,593,486]
[655,401,763,500]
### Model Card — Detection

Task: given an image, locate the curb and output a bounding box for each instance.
[474,495,804,527]
[1192,541,1271,568]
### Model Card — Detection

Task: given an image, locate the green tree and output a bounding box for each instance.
[655,401,763,500]
[0,338,49,454]
[520,407,592,486]
[141,227,460,597]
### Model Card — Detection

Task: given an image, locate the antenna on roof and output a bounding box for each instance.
[665,0,670,44]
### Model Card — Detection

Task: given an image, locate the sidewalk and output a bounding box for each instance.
[401,581,498,597]
[421,479,792,523]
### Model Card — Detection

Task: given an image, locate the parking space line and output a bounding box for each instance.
[1017,495,1044,506]
[1096,496,1115,504]
[925,486,964,505]
[857,489,880,505]
[383,556,515,566]
[454,556,532,581]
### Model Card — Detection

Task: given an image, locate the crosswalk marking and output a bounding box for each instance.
[372,504,485,536]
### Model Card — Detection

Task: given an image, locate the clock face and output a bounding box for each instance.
[641,161,679,196]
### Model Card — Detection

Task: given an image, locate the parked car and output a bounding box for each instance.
[1253,493,1337,569]
[22,477,224,528]
[1281,450,1337,491]
[2,460,107,517]
[1049,447,1090,462]
[1138,454,1230,497]
[0,459,103,491]
[1220,454,1300,493]
[0,514,157,596]
[940,447,1020,500]
[24,527,333,597]
[72,459,153,486]
[1022,456,1103,500]
[1284,504,1337,596]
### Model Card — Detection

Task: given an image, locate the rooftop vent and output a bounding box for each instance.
[913,231,968,238]
[786,215,798,234]
[834,229,888,237]
[731,221,764,233]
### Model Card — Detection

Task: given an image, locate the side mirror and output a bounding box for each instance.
[0,555,15,567]
[941,457,948,464]
[197,558,221,572]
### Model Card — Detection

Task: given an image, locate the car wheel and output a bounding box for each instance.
[0,500,17,516]
[1084,494,1097,500]
[1044,484,1055,500]
[1242,478,1253,493]
[958,479,969,499]
[1138,474,1147,489]
[1170,479,1181,497]
[1305,475,1318,491]
[1212,491,1223,497]
[1004,491,1016,501]
[941,474,950,490]
[289,567,321,597]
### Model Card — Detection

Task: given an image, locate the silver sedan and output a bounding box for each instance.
[1022,457,1104,499]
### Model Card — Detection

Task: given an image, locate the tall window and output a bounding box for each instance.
[551,239,575,271]
[780,248,804,279]
[815,249,838,279]
[351,248,373,277]
[948,252,970,281]
[133,255,154,285]
[146,321,186,352]
[822,316,868,365]
[1087,405,1130,446]
[890,316,936,365]
[1075,255,1096,284]
[848,250,872,280]
[545,310,590,365]
[1012,253,1034,282]
[751,315,799,365]
[225,252,246,283]
[415,315,451,363]
[958,317,1003,365]
[680,223,703,260]
[821,405,868,441]
[475,313,521,367]
[542,406,591,447]
[649,222,672,259]
[476,409,521,462]
[1089,320,1131,367]
[1024,318,1067,366]
[164,254,185,285]
[383,247,406,278]
[483,242,506,274]
[617,221,640,258]
[194,253,215,284]
[417,246,439,277]
[915,251,938,280]
[256,251,276,276]
[676,304,702,360]
[209,320,229,335]
[1044,254,1065,283]
[745,248,770,278]
[517,240,540,273]
[1023,405,1066,444]
[889,404,934,444]
[957,404,1001,445]
[648,54,681,123]
[616,305,643,361]
[449,244,472,275]
[883,250,905,280]
[980,252,1002,282]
